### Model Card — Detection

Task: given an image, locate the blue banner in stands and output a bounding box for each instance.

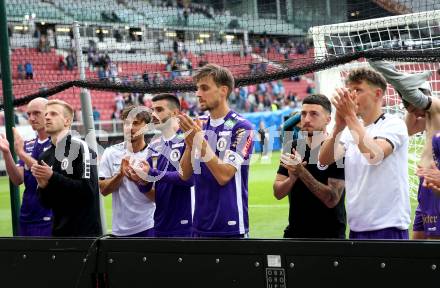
[242,108,293,152]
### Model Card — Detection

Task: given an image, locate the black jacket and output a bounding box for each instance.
[38,133,102,237]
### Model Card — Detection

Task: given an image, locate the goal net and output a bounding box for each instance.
[311,9,440,199]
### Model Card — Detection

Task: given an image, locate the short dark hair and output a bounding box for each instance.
[152,93,181,110]
[302,94,332,114]
[193,63,235,96]
[121,105,151,123]
[346,67,387,93]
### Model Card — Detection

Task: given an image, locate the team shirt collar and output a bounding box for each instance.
[208,110,234,127]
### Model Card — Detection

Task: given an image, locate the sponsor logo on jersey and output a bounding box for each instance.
[219,131,232,136]
[171,142,184,149]
[224,119,235,129]
[231,128,245,150]
[242,131,253,158]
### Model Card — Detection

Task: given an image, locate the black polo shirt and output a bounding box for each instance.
[38,133,102,237]
[277,139,346,239]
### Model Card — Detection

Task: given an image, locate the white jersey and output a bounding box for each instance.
[99,142,155,236]
[340,113,411,232]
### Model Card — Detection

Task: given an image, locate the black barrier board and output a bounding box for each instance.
[0,238,97,288]
[1,238,440,288]
[98,238,440,288]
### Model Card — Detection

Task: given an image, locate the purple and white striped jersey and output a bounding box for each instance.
[192,110,254,236]
[17,137,53,223]
[141,131,194,236]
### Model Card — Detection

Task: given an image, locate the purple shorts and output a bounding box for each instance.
[349,227,409,240]
[19,220,52,237]
[192,231,248,238]
[413,178,440,237]
[125,228,155,237]
[154,230,192,237]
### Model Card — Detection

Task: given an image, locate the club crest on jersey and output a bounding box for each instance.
[217,137,228,151]
[170,149,181,162]
[61,158,69,170]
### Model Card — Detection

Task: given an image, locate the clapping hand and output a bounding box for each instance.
[417,162,440,195]
[31,160,53,188]
[177,112,203,149]
[0,134,11,154]
[332,88,357,121]
[128,158,150,185]
[280,148,306,178]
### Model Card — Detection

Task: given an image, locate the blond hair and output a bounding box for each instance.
[46,99,75,121]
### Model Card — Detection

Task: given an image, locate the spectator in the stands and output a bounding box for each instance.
[58,55,65,72]
[111,107,120,121]
[142,71,150,85]
[98,67,107,81]
[25,61,33,80]
[38,35,50,53]
[33,28,40,39]
[66,53,76,71]
[114,29,122,42]
[177,0,185,23]
[115,93,124,113]
[97,27,104,42]
[109,63,119,82]
[183,8,189,26]
[92,107,101,121]
[17,63,25,80]
[123,93,134,106]
[152,73,162,85]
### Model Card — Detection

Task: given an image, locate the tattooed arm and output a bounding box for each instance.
[296,165,345,208]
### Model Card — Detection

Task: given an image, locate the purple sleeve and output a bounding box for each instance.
[17,159,25,167]
[136,154,154,194]
[148,168,194,187]
[137,182,153,194]
[230,121,254,160]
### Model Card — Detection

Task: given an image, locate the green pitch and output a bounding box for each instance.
[0,151,418,238]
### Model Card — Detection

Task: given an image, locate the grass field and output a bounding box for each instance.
[0,151,418,238]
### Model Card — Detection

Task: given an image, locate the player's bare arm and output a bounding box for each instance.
[405,112,426,136]
[99,157,128,196]
[337,89,393,164]
[319,89,347,166]
[297,164,345,208]
[0,134,24,185]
